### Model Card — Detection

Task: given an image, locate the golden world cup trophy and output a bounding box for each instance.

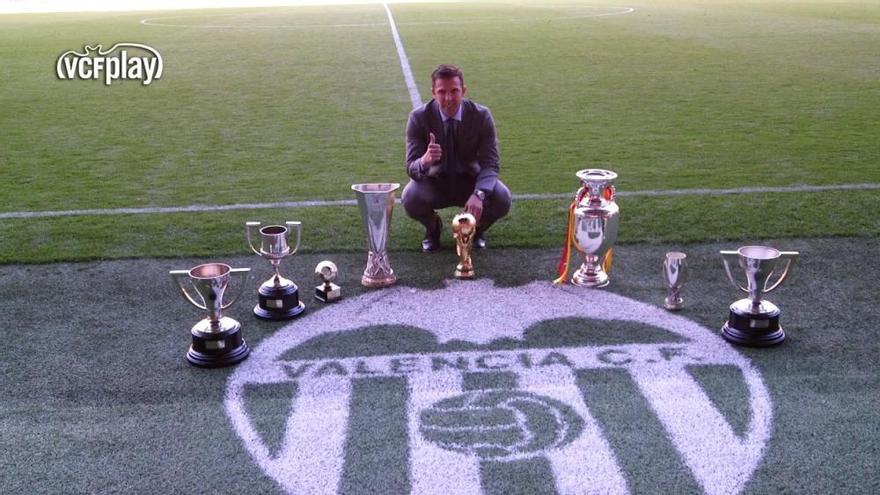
[452,212,476,279]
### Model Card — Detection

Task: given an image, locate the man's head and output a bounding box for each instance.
[431,64,467,119]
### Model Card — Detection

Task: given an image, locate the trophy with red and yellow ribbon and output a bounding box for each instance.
[554,169,619,288]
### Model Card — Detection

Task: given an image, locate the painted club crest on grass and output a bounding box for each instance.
[420,389,586,460]
[226,279,772,494]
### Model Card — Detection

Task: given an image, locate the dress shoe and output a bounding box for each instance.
[422,215,442,252]
[474,231,487,249]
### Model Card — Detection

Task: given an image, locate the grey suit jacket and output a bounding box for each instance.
[405,99,500,193]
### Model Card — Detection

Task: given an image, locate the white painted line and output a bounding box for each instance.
[408,372,482,495]
[522,368,629,494]
[0,199,357,219]
[271,376,351,493]
[592,7,635,17]
[629,365,769,495]
[383,2,422,109]
[140,16,385,29]
[552,182,880,199]
[3,183,877,220]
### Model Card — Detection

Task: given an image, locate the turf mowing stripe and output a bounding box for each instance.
[481,458,559,495]
[139,14,387,30]
[576,368,703,494]
[138,6,635,29]
[383,2,422,110]
[340,376,410,495]
[4,183,878,219]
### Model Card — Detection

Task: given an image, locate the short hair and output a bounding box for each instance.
[431,64,464,87]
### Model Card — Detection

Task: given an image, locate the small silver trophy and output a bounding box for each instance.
[352,183,400,288]
[571,169,619,288]
[663,251,687,310]
[720,245,799,346]
[170,263,251,368]
[314,260,341,303]
[246,221,306,320]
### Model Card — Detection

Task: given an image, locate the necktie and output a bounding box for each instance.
[444,119,457,175]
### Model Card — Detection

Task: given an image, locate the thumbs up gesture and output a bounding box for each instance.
[421,132,443,167]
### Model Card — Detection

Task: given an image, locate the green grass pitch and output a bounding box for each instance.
[1,0,879,263]
[1,2,880,494]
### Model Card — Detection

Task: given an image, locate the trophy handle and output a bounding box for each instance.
[221,267,251,309]
[245,221,262,256]
[764,251,798,293]
[720,250,749,293]
[285,221,302,256]
[170,270,207,310]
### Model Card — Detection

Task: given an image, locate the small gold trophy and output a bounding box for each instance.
[452,213,476,279]
[314,260,342,303]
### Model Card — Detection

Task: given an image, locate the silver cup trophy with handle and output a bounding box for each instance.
[663,251,687,310]
[571,169,620,288]
[352,183,400,288]
[720,245,799,346]
[246,221,306,320]
[170,262,251,367]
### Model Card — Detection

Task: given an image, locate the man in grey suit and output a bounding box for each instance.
[402,64,512,252]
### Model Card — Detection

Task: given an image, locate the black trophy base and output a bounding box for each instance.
[187,324,250,368]
[254,282,306,320]
[315,283,341,303]
[721,303,785,347]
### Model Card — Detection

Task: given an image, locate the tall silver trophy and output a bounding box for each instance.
[352,183,400,288]
[571,169,620,288]
[720,245,798,346]
[170,263,251,367]
[246,221,306,320]
[663,252,687,310]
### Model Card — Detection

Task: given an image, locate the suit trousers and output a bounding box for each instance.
[401,175,512,234]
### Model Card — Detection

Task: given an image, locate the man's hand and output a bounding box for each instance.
[464,193,483,223]
[420,132,442,168]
